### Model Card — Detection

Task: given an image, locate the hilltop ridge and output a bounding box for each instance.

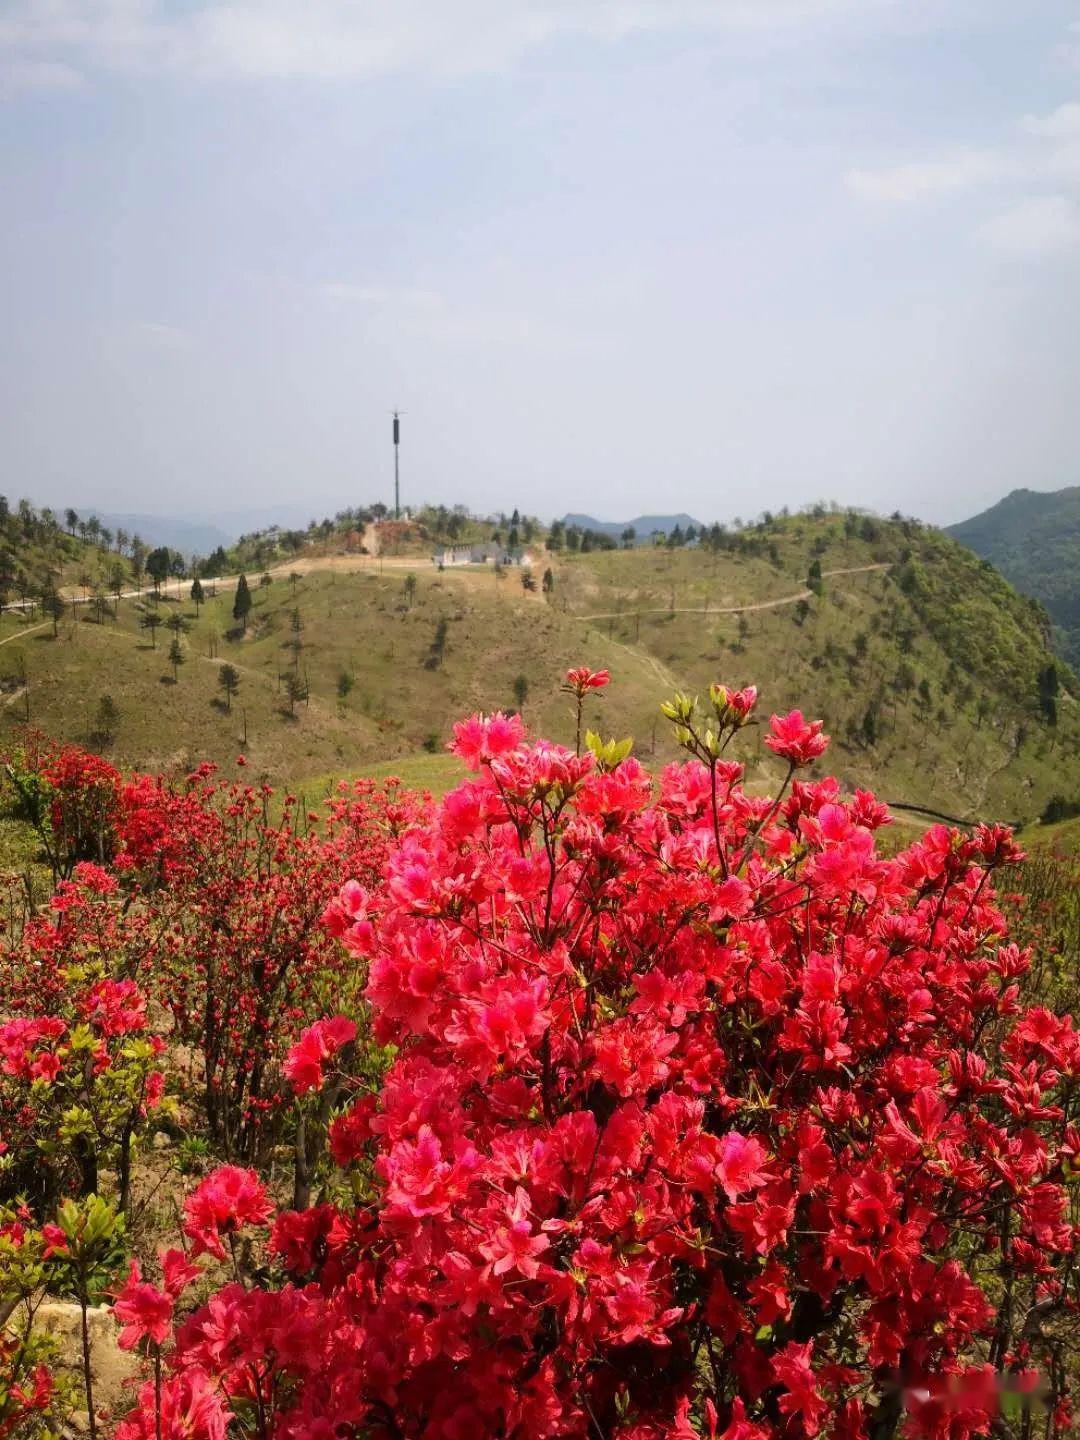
[562,512,704,544]
[0,503,1073,825]
[948,486,1080,667]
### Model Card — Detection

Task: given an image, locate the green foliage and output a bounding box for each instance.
[139,610,162,647]
[948,485,1080,667]
[284,671,308,716]
[217,663,240,710]
[232,572,252,626]
[92,694,119,745]
[584,730,634,771]
[1041,794,1080,826]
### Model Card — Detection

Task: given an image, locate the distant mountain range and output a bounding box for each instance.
[45,502,350,557]
[82,512,235,557]
[947,486,1080,669]
[562,512,704,544]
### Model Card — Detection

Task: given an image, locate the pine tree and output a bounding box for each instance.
[190,577,204,615]
[140,612,163,648]
[93,694,119,744]
[218,663,240,711]
[284,671,307,716]
[233,574,252,627]
[89,593,112,625]
[41,584,65,638]
[146,547,171,594]
[168,637,185,682]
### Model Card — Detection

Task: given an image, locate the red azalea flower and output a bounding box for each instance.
[764,708,829,766]
[112,1260,174,1349]
[183,1166,271,1260]
[563,666,611,696]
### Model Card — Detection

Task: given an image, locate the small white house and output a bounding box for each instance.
[431,544,474,567]
[431,543,539,568]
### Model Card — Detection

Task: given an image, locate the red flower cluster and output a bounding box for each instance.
[183,1166,272,1261]
[763,709,829,767]
[563,666,611,695]
[137,681,1076,1439]
[283,1015,357,1095]
[119,768,426,1160]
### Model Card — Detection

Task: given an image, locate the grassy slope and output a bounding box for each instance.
[1021,815,1080,856]
[0,522,132,601]
[555,514,1079,822]
[0,566,665,794]
[1,513,1076,823]
[947,486,1080,668]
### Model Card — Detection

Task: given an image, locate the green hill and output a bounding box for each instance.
[553,509,1078,823]
[0,507,1075,825]
[947,487,1080,668]
[0,564,665,802]
[0,498,141,607]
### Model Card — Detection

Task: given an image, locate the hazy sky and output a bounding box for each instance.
[2,1,1079,527]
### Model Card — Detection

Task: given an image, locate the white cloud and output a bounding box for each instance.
[848,99,1080,208]
[1059,19,1080,70]
[846,91,1080,263]
[845,149,1008,203]
[0,0,878,89]
[1022,101,1080,140]
[319,283,444,309]
[133,322,192,351]
[0,58,84,94]
[980,194,1080,258]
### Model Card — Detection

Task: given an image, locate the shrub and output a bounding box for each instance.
[125,680,1077,1439]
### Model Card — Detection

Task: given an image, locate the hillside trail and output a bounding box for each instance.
[0,619,49,645]
[95,624,339,720]
[588,628,680,692]
[0,549,538,618]
[572,562,889,622]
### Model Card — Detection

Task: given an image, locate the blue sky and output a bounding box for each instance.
[1,1,1078,527]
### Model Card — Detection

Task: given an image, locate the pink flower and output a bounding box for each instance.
[563,666,611,696]
[711,683,758,726]
[328,1095,377,1166]
[283,1015,357,1095]
[183,1166,271,1260]
[449,712,526,770]
[80,978,147,1037]
[763,709,829,766]
[709,875,753,920]
[41,1224,68,1258]
[28,1051,62,1084]
[112,1259,174,1349]
[115,1367,228,1440]
[715,1132,770,1201]
[716,1398,771,1440]
[479,1187,550,1279]
[161,1248,202,1299]
[382,1125,479,1220]
[772,1340,828,1436]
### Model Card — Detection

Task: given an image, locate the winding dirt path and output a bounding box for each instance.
[0,620,50,646]
[572,563,889,622]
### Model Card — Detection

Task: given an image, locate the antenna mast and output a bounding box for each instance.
[392,410,402,519]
